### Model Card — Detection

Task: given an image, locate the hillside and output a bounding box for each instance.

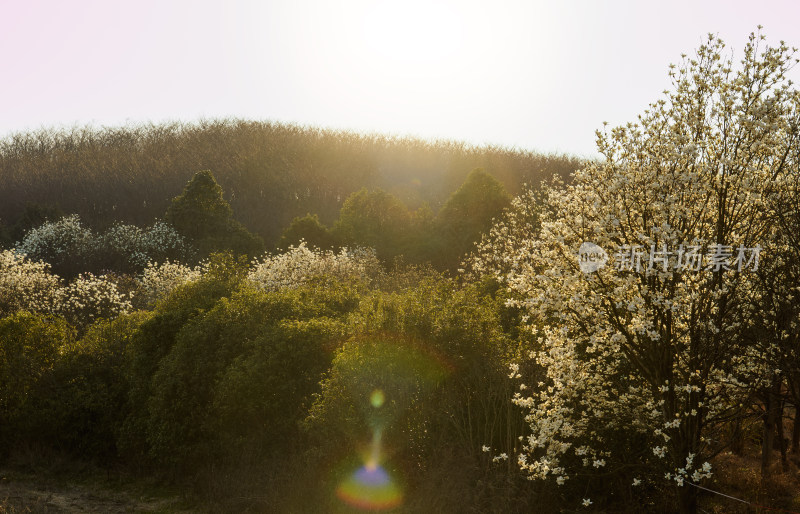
[0,120,583,246]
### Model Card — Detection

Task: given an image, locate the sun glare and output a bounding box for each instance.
[360,1,464,70]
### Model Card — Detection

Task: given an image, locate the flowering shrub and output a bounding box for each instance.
[15,215,192,276]
[15,214,94,277]
[247,243,381,291]
[54,273,133,328]
[136,260,201,307]
[100,223,149,270]
[143,221,191,262]
[100,221,191,273]
[0,249,61,316]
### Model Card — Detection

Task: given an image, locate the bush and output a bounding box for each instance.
[53,273,132,330]
[96,220,191,274]
[18,312,152,459]
[333,188,413,263]
[308,333,448,454]
[279,213,339,250]
[135,260,201,308]
[306,277,536,512]
[0,249,61,316]
[144,280,357,477]
[0,312,74,453]
[434,168,511,270]
[15,214,193,276]
[248,243,381,292]
[15,214,94,278]
[117,253,248,465]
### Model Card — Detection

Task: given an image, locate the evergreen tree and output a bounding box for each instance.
[165,170,263,258]
[278,213,339,250]
[435,168,511,270]
[333,188,412,262]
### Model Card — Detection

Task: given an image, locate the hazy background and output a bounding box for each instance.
[2,0,799,157]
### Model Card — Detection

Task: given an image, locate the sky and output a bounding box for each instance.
[1,0,799,158]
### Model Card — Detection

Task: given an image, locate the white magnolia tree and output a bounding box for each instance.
[472,31,799,512]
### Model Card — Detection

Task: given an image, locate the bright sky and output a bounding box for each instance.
[1,0,799,158]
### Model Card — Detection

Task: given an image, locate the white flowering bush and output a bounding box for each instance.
[15,214,95,277]
[247,242,381,291]
[0,249,62,315]
[15,215,192,276]
[100,223,149,269]
[54,273,132,328]
[471,31,799,511]
[143,221,191,261]
[99,220,190,273]
[136,260,201,307]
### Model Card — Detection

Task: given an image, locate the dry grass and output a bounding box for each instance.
[0,447,195,514]
[701,434,800,513]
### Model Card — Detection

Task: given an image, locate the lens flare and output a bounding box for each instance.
[337,401,402,510]
[334,339,451,512]
[336,462,402,511]
[370,389,385,408]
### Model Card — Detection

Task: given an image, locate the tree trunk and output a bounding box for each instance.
[677,484,697,514]
[761,377,782,478]
[731,417,744,456]
[792,404,800,455]
[777,396,789,472]
[775,398,789,473]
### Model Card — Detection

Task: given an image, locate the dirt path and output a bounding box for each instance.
[0,471,192,513]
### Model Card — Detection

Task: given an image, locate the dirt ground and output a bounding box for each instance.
[0,470,192,514]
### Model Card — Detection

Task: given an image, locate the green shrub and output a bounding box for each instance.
[142,277,358,476]
[307,333,448,457]
[118,253,246,464]
[208,315,347,460]
[305,277,536,511]
[0,312,74,452]
[20,312,152,459]
[333,188,413,263]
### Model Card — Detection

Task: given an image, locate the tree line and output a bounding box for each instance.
[0,120,582,248]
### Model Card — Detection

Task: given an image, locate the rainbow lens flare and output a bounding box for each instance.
[336,395,402,511]
[336,461,403,510]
